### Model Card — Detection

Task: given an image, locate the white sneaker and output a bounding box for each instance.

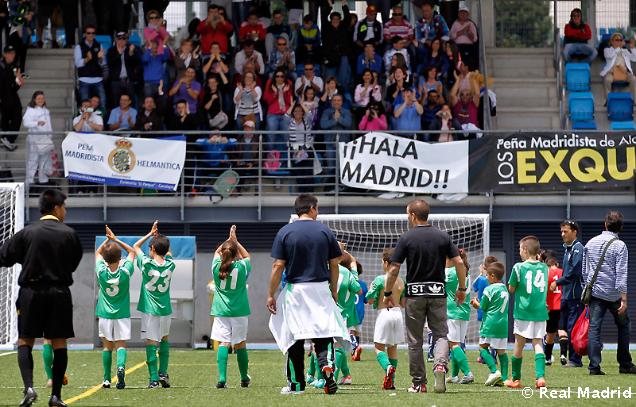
[446,376,459,384]
[485,370,502,386]
[102,380,111,388]
[459,372,474,384]
[433,366,446,393]
[280,386,304,395]
[545,356,554,366]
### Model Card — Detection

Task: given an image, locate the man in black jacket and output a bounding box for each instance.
[321,0,353,89]
[0,190,83,407]
[106,32,141,109]
[0,45,23,150]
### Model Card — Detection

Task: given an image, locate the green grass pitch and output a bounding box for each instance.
[0,349,633,406]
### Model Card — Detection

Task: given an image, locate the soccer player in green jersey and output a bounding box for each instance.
[134,221,175,389]
[211,225,252,389]
[445,249,474,384]
[471,261,509,386]
[506,236,549,389]
[366,248,405,390]
[96,225,136,389]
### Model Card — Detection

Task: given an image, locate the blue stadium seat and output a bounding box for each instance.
[129,31,142,47]
[610,120,636,130]
[571,120,597,130]
[95,35,112,51]
[607,92,634,121]
[565,63,591,92]
[568,91,594,121]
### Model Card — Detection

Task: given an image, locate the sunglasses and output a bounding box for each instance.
[86,31,96,35]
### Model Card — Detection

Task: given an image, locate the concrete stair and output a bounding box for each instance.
[486,48,560,129]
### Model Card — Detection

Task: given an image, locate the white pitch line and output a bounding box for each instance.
[0,351,16,357]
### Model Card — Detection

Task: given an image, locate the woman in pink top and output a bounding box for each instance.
[144,10,170,53]
[354,69,382,108]
[358,101,388,131]
[449,4,479,70]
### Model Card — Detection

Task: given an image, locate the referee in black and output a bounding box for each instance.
[0,190,82,407]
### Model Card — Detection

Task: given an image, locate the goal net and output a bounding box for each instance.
[0,183,24,346]
[292,214,489,346]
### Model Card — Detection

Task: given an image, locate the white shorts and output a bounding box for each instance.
[447,319,469,343]
[479,336,507,350]
[140,313,171,342]
[211,316,248,345]
[373,308,404,346]
[288,9,302,26]
[513,320,546,340]
[98,318,131,342]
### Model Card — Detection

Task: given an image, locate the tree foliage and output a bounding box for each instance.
[495,0,553,48]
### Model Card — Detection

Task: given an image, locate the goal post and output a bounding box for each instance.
[0,183,24,347]
[291,213,490,345]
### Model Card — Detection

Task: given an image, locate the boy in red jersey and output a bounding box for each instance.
[544,256,563,365]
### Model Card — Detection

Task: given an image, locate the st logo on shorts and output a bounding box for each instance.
[406,282,446,297]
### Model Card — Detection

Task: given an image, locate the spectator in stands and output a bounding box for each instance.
[354,69,382,109]
[450,71,480,128]
[285,102,317,193]
[384,5,414,44]
[141,38,170,98]
[72,99,104,132]
[422,88,445,130]
[202,42,230,79]
[421,38,450,83]
[386,53,411,85]
[201,75,229,130]
[106,32,141,110]
[296,14,321,65]
[301,86,320,128]
[354,5,383,54]
[107,92,137,131]
[231,0,253,32]
[285,0,304,31]
[194,131,235,192]
[358,100,388,131]
[444,40,462,88]
[367,0,392,24]
[563,8,597,63]
[7,1,33,72]
[167,99,200,134]
[384,36,411,78]
[321,0,352,90]
[385,66,409,112]
[268,36,296,79]
[135,96,163,132]
[393,87,423,133]
[320,77,348,111]
[234,71,263,129]
[356,41,383,77]
[266,9,291,57]
[450,3,479,71]
[319,94,352,187]
[600,33,636,101]
[0,45,23,150]
[263,68,294,151]
[239,11,266,52]
[174,39,201,80]
[168,66,201,114]
[35,0,58,48]
[418,66,443,101]
[74,25,107,109]
[429,104,462,142]
[144,10,170,53]
[90,95,106,118]
[198,5,234,56]
[415,1,450,47]
[235,39,265,77]
[295,62,323,98]
[233,119,259,192]
[22,90,53,185]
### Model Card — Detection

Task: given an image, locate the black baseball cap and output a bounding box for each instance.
[3,45,15,53]
[115,32,128,39]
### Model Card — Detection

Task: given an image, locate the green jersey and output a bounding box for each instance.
[95,259,133,319]
[137,254,175,316]
[211,256,251,317]
[445,266,471,321]
[479,282,509,338]
[337,265,361,324]
[366,274,405,309]
[508,260,549,321]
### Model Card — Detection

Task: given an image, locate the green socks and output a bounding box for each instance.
[480,348,498,374]
[307,352,316,376]
[158,340,170,375]
[102,350,112,381]
[236,348,249,381]
[535,353,546,379]
[335,347,350,379]
[217,345,229,383]
[116,347,127,370]
[389,358,398,370]
[451,346,471,375]
[42,343,53,380]
[499,353,509,380]
[376,351,390,371]
[450,352,460,377]
[511,356,522,380]
[145,345,159,382]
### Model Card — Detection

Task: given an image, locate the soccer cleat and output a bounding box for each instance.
[19,387,37,407]
[619,365,636,374]
[322,366,338,395]
[505,379,522,388]
[352,346,362,361]
[116,367,126,389]
[48,395,68,407]
[240,375,251,388]
[563,361,583,368]
[159,373,170,388]
[545,356,553,366]
[216,381,226,389]
[306,374,315,384]
[63,374,68,386]
[102,380,111,388]
[383,365,396,390]
[312,379,325,389]
[280,386,304,395]
[536,378,547,389]
[338,375,352,385]
[459,372,474,384]
[560,355,567,366]
[446,375,459,384]
[46,379,53,388]
[148,380,160,389]
[485,370,502,386]
[407,383,426,393]
[433,365,446,393]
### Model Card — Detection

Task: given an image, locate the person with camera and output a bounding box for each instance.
[358,101,387,132]
[202,42,230,80]
[428,104,461,142]
[197,4,234,56]
[72,99,104,133]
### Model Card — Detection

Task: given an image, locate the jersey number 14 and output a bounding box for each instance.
[525,270,545,293]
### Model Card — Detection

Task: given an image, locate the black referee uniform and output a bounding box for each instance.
[0,209,82,406]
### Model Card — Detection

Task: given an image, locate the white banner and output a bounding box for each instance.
[339,132,469,193]
[62,132,186,191]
